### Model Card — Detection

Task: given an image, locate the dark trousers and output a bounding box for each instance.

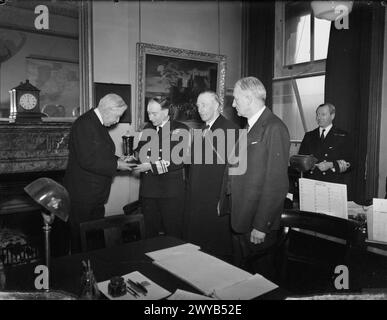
[142,196,184,239]
[232,230,279,278]
[69,201,105,254]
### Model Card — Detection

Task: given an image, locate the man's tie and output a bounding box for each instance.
[157,126,163,148]
[320,128,325,142]
[202,124,210,138]
[245,123,250,132]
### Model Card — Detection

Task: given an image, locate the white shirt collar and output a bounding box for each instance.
[319,123,333,137]
[158,117,170,130]
[206,114,219,129]
[247,106,266,131]
[94,108,104,125]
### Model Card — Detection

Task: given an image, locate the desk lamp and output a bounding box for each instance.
[24,177,70,290]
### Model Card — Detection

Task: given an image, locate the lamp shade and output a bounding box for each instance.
[311,1,353,21]
[24,178,70,222]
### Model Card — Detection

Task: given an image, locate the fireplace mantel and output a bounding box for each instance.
[0,121,72,174]
[0,121,72,215]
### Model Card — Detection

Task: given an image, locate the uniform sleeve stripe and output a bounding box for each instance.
[161,161,167,173]
[162,160,169,173]
[155,160,169,174]
[155,161,163,174]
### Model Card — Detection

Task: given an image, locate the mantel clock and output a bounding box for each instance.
[9,80,44,123]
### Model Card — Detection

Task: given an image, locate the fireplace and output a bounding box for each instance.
[0,121,71,212]
[0,121,72,263]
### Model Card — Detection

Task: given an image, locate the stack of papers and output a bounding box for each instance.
[97,271,170,300]
[145,243,200,261]
[147,244,278,300]
[299,178,348,219]
[213,274,278,300]
[367,199,387,243]
[167,289,215,300]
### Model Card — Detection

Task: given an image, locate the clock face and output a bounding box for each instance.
[19,93,37,110]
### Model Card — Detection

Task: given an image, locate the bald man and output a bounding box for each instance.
[64,94,133,253]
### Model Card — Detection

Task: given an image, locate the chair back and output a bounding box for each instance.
[281,209,364,247]
[79,213,145,252]
[279,210,366,293]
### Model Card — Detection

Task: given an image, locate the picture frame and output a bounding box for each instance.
[26,55,80,121]
[94,82,131,123]
[136,42,226,130]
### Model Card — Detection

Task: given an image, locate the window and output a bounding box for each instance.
[284,1,331,65]
[273,75,325,140]
[273,1,331,153]
[284,2,311,65]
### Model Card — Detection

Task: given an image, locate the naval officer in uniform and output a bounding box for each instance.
[131,96,189,239]
[298,103,352,185]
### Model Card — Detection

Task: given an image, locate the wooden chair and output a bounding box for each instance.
[79,213,145,252]
[279,209,365,293]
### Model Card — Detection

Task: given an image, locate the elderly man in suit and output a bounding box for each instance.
[220,77,290,274]
[298,103,352,185]
[64,93,133,253]
[184,91,239,260]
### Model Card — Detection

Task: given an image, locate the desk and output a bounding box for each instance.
[4,236,287,300]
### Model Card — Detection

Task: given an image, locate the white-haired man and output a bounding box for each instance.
[220,77,290,275]
[64,93,133,253]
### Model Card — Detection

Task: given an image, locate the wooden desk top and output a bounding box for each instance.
[4,236,287,300]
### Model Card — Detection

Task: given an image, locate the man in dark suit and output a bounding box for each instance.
[220,77,290,274]
[298,103,352,185]
[64,94,133,253]
[132,97,189,239]
[184,91,239,260]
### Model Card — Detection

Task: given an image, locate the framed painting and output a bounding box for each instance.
[94,82,131,123]
[26,55,79,120]
[136,42,226,130]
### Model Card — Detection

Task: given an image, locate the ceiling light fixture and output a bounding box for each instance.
[311,1,354,21]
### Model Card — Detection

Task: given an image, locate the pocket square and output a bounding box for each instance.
[251,141,259,145]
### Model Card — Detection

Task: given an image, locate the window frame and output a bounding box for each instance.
[274,1,329,81]
[273,1,330,146]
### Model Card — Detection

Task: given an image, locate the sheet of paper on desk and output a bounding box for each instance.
[97,271,170,300]
[368,199,387,243]
[213,274,278,300]
[153,250,253,296]
[167,289,216,300]
[299,178,348,219]
[145,243,200,261]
